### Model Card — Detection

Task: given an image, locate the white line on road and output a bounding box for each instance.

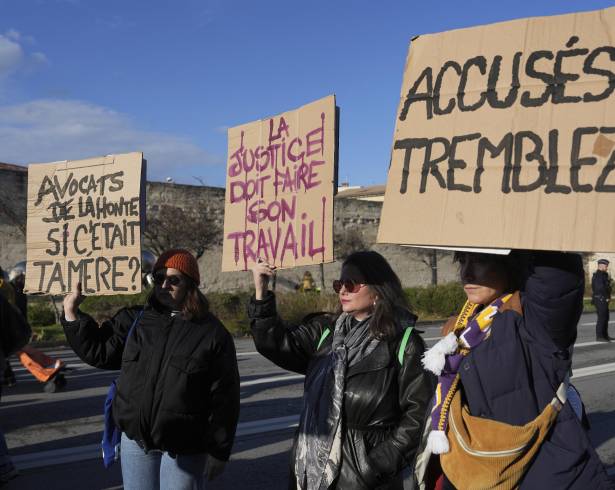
[580,320,615,327]
[12,414,300,470]
[424,338,612,348]
[237,415,299,437]
[572,362,615,379]
[575,341,611,348]
[241,374,303,388]
[9,354,615,473]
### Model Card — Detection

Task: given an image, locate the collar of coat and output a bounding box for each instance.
[441,291,522,336]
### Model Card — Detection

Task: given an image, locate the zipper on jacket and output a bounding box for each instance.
[139,314,173,448]
[449,410,529,457]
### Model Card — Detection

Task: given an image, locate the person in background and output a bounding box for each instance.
[3,264,65,391]
[249,250,433,489]
[592,258,612,342]
[0,293,26,486]
[300,271,316,292]
[0,268,15,306]
[62,249,240,490]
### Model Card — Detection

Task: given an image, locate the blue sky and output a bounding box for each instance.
[0,0,613,186]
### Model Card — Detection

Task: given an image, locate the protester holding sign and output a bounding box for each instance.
[249,251,433,489]
[414,251,611,489]
[61,249,240,490]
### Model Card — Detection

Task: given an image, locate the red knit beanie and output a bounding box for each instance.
[154,249,200,284]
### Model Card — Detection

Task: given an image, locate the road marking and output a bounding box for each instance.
[9,356,615,473]
[572,362,615,379]
[237,351,258,357]
[12,414,301,470]
[424,338,611,348]
[575,341,614,348]
[236,414,299,437]
[580,320,615,327]
[241,374,303,387]
[13,443,101,470]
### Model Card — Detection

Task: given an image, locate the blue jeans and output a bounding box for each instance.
[120,433,207,490]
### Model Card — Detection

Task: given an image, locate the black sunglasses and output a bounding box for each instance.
[332,279,364,294]
[153,272,183,287]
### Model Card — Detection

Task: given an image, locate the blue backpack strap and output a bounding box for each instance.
[123,309,144,343]
[398,326,414,366]
[102,308,143,468]
[316,328,331,350]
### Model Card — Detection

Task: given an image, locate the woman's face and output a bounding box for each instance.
[153,267,189,309]
[336,265,377,320]
[458,254,509,305]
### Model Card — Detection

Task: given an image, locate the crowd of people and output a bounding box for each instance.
[0,247,613,489]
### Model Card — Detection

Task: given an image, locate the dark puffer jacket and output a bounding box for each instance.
[249,293,434,489]
[62,298,240,460]
[414,252,612,490]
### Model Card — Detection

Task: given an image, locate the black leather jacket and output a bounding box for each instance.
[62,298,240,460]
[248,293,434,489]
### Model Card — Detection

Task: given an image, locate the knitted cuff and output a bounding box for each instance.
[247,291,276,318]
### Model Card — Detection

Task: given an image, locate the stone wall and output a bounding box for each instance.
[0,165,28,272]
[0,166,459,290]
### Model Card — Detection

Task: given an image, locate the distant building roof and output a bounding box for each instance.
[0,162,27,172]
[336,184,386,201]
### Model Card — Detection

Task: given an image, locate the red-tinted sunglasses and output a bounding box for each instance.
[332,279,365,293]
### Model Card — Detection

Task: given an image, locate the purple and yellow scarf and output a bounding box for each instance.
[422,294,512,454]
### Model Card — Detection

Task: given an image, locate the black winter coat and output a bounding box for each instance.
[62,298,240,460]
[248,293,434,489]
[592,269,612,299]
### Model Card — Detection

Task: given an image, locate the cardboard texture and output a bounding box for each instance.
[25,152,146,295]
[378,6,615,252]
[222,95,337,271]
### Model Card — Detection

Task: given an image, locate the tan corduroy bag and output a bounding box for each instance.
[440,380,567,490]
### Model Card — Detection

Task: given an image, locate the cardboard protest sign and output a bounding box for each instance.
[379,6,615,252]
[222,95,337,271]
[25,152,146,295]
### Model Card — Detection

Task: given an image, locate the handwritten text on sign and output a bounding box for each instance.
[25,153,145,295]
[222,96,335,271]
[378,7,615,252]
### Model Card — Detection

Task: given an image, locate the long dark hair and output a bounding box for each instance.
[180,277,210,322]
[341,251,411,340]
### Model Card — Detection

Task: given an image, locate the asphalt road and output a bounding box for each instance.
[3,312,615,489]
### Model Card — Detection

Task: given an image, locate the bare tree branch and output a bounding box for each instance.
[143,204,221,259]
[334,226,369,260]
[0,195,26,236]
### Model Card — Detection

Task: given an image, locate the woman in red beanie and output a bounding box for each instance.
[62,249,240,490]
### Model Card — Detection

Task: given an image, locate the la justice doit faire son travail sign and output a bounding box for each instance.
[25,152,146,295]
[222,95,337,272]
[378,6,615,253]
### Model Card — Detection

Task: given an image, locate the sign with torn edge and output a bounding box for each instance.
[378,6,615,252]
[222,95,337,271]
[25,152,147,295]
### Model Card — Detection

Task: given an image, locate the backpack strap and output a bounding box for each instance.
[398,326,414,366]
[123,309,144,344]
[316,328,331,350]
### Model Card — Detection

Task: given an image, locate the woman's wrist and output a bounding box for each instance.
[64,308,78,322]
[255,286,267,301]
